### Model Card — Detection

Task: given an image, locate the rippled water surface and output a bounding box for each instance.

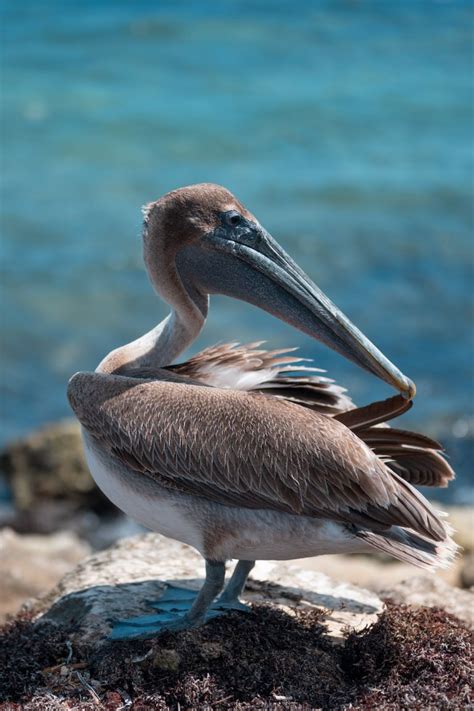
[1,1,473,501]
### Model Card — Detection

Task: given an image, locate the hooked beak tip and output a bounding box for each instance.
[401,377,416,401]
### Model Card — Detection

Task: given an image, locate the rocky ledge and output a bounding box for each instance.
[1,533,472,709]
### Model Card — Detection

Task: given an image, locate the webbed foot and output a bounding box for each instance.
[110,583,249,640]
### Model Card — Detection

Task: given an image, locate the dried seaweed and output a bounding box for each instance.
[0,602,472,710]
[342,600,473,709]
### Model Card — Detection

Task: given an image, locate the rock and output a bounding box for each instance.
[460,552,474,589]
[0,528,90,621]
[295,550,463,591]
[433,503,474,553]
[31,532,383,650]
[0,420,145,549]
[0,419,112,516]
[379,573,474,628]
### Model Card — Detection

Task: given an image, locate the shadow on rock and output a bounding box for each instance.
[39,576,380,648]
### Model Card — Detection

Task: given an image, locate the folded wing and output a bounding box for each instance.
[68,371,450,546]
[170,344,454,490]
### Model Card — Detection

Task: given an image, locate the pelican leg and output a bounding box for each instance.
[110,560,236,640]
[216,559,255,610]
[185,559,226,623]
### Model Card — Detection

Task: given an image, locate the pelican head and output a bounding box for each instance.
[143,183,416,398]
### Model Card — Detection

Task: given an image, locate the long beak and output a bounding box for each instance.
[202,224,416,399]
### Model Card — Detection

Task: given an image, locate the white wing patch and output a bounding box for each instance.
[195,362,277,390]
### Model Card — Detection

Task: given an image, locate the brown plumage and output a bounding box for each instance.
[69,369,449,544]
[170,343,454,490]
[68,183,457,635]
[115,340,454,490]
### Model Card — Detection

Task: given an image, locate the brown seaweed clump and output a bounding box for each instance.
[0,602,472,710]
[342,600,473,709]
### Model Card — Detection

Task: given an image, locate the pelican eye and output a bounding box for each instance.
[223,210,243,228]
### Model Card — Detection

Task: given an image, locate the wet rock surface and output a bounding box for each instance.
[0,533,472,709]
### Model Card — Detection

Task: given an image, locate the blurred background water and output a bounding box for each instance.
[1,0,473,502]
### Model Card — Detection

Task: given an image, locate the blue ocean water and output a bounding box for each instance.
[1,1,473,502]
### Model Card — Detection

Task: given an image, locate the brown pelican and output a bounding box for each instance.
[68,183,455,639]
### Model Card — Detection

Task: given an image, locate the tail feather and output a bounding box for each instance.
[334,396,455,491]
[355,524,458,570]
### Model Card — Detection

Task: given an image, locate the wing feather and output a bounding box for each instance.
[169,342,354,414]
[334,395,412,429]
[352,424,454,488]
[68,371,449,543]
